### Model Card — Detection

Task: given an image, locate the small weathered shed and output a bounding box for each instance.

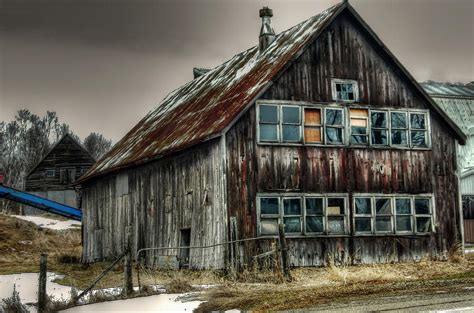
[24,134,95,214]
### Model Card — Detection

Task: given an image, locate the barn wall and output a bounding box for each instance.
[82,139,228,269]
[226,12,461,266]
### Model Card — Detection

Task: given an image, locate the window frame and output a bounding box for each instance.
[257,193,349,237]
[257,103,280,143]
[331,79,359,102]
[280,105,302,143]
[324,107,345,145]
[303,107,324,145]
[370,110,389,146]
[45,168,55,178]
[352,194,435,236]
[409,111,430,148]
[349,108,369,146]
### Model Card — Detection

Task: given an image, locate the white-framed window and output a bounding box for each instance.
[257,194,348,236]
[303,108,323,144]
[353,194,434,235]
[370,110,389,146]
[391,111,408,146]
[325,108,345,145]
[258,104,301,143]
[331,79,359,102]
[349,108,369,145]
[410,112,429,147]
[45,168,55,178]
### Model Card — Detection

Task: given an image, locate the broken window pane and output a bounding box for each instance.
[328,216,345,233]
[416,217,431,232]
[375,216,392,232]
[415,198,430,215]
[391,130,407,145]
[282,125,300,142]
[260,198,279,214]
[282,106,300,124]
[284,217,301,233]
[375,198,391,215]
[306,198,323,215]
[259,105,278,123]
[261,219,279,235]
[371,112,387,128]
[326,109,343,126]
[306,216,324,233]
[355,217,371,232]
[391,112,407,128]
[372,130,388,145]
[355,198,371,215]
[410,113,426,129]
[411,131,427,147]
[260,124,278,141]
[326,128,343,143]
[336,83,355,101]
[396,198,411,214]
[396,216,412,232]
[283,198,301,215]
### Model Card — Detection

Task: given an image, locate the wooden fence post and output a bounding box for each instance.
[38,253,47,313]
[278,224,291,281]
[124,230,133,296]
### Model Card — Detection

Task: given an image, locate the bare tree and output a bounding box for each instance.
[83,132,112,160]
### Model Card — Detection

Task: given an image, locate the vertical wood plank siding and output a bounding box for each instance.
[82,139,227,269]
[226,13,461,266]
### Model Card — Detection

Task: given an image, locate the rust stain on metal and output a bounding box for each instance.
[79,3,344,183]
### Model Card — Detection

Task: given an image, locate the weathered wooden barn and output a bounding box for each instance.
[421,81,474,243]
[77,2,467,268]
[24,134,95,214]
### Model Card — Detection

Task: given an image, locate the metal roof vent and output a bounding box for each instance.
[259,7,275,52]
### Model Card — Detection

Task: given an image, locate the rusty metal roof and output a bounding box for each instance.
[78,2,345,182]
[79,2,467,183]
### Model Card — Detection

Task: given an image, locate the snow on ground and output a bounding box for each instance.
[12,215,81,230]
[0,272,72,312]
[61,294,202,312]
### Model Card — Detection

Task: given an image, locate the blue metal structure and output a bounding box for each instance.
[0,184,82,221]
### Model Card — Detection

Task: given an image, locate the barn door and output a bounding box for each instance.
[179,228,191,268]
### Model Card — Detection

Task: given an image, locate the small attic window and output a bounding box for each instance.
[331,79,359,102]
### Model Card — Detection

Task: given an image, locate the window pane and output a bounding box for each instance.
[260,198,279,214]
[415,198,430,214]
[327,198,345,215]
[350,108,368,118]
[355,198,371,215]
[416,217,431,232]
[376,198,391,215]
[306,198,323,215]
[371,112,387,128]
[351,119,367,127]
[355,217,371,232]
[328,216,345,233]
[259,105,278,123]
[326,109,343,126]
[282,125,301,142]
[336,83,355,101]
[304,109,321,125]
[396,216,412,232]
[304,127,322,143]
[283,198,301,215]
[375,216,392,232]
[261,219,279,235]
[391,130,407,145]
[282,106,300,124]
[306,216,324,233]
[371,130,387,145]
[260,124,278,141]
[411,131,427,147]
[410,113,426,129]
[396,198,411,214]
[391,112,407,128]
[352,126,367,135]
[284,217,301,233]
[351,135,367,144]
[326,128,343,144]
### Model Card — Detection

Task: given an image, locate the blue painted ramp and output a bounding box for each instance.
[0,185,82,221]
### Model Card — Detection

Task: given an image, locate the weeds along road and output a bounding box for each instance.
[286,286,474,313]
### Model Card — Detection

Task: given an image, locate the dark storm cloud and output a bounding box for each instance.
[0,0,473,142]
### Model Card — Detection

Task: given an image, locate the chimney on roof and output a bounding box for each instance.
[259,7,275,52]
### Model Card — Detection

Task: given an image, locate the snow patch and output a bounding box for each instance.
[12,215,81,230]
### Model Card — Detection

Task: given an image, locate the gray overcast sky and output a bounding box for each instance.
[1,0,473,143]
